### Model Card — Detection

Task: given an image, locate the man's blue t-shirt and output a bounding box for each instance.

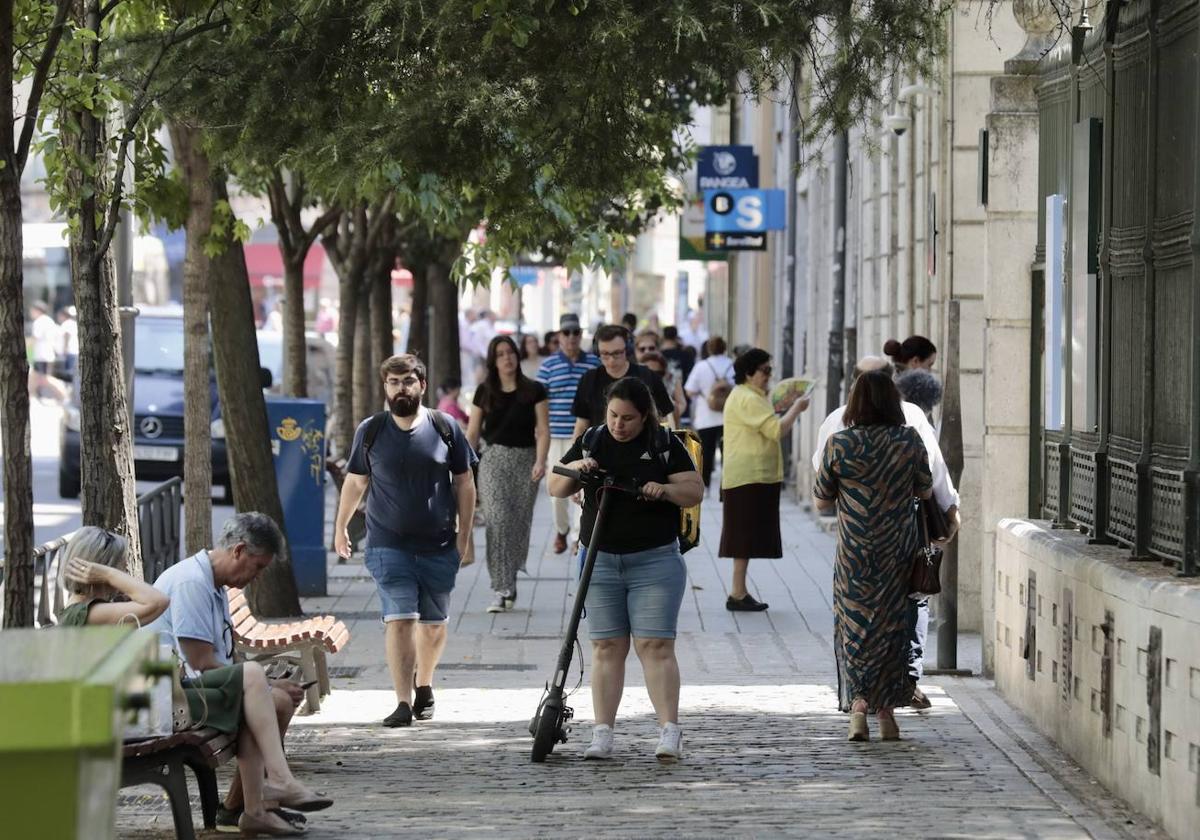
[346,408,474,551]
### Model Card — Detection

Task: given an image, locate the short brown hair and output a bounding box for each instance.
[843,370,904,427]
[595,324,629,345]
[706,336,727,356]
[379,354,426,384]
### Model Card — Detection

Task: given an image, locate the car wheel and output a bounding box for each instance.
[59,468,81,499]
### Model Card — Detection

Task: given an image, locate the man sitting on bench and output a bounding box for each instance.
[146,512,331,835]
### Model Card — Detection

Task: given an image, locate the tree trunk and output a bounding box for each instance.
[282,257,307,396]
[427,256,462,402]
[63,0,140,576]
[369,250,393,410]
[332,270,359,457]
[407,259,428,359]
[208,175,301,617]
[169,122,214,555]
[352,284,373,421]
[0,141,34,627]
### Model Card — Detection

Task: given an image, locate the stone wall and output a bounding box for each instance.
[993,518,1200,840]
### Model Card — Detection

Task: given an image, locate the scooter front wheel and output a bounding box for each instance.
[531,705,561,762]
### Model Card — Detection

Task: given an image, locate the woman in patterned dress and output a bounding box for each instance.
[813,371,932,741]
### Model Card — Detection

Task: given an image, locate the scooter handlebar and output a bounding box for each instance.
[551,465,582,481]
[550,465,643,496]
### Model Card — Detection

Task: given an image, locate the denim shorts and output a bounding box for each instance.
[364,545,459,624]
[583,541,687,640]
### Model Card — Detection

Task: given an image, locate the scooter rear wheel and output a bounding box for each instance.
[531,706,561,763]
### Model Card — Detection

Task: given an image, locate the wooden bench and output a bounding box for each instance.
[121,727,237,840]
[226,586,351,714]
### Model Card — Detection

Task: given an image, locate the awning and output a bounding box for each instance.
[244,242,328,289]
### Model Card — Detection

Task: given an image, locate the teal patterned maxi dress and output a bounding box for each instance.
[814,424,932,713]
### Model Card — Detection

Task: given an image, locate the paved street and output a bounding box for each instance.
[114,487,1166,839]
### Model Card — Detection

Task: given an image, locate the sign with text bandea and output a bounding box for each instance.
[697,145,759,190]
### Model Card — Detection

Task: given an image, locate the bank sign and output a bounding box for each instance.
[702,188,787,251]
[698,145,758,190]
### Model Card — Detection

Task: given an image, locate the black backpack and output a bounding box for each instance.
[361,408,462,473]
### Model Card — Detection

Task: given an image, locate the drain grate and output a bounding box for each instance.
[438,663,537,672]
[326,666,365,679]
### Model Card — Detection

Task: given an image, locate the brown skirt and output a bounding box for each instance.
[719,482,783,559]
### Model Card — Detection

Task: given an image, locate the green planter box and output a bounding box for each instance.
[0,626,157,840]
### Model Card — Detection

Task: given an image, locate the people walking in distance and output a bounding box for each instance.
[141,514,332,835]
[639,348,686,423]
[659,325,695,384]
[719,348,809,612]
[334,354,477,727]
[573,324,676,436]
[519,333,544,380]
[436,377,470,429]
[28,299,67,401]
[813,371,933,742]
[56,305,79,377]
[684,336,735,491]
[467,335,550,613]
[811,356,959,709]
[549,377,704,762]
[542,330,560,357]
[883,335,937,371]
[537,313,600,554]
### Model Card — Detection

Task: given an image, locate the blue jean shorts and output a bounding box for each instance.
[583,541,687,640]
[364,545,459,624]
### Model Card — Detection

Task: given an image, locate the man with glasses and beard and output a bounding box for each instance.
[537,313,600,554]
[334,354,477,727]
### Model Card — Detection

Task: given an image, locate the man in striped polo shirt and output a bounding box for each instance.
[537,313,599,553]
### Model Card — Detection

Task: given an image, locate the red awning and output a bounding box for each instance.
[244,242,327,289]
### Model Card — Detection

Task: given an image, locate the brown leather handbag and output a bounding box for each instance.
[909,498,943,596]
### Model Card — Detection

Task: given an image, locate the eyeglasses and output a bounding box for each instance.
[561,329,581,337]
[385,376,422,389]
[636,345,657,353]
[599,349,626,360]
[757,365,773,376]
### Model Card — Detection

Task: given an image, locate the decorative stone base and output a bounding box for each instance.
[994,518,1200,839]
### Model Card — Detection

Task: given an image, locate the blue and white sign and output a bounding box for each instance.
[703,189,787,233]
[698,145,759,190]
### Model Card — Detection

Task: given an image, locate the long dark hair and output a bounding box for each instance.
[843,370,904,427]
[604,376,659,442]
[481,334,536,411]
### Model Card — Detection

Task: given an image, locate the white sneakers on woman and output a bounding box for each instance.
[583,724,614,759]
[582,723,683,761]
[655,722,683,762]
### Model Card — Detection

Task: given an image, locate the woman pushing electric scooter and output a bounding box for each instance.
[532,377,704,763]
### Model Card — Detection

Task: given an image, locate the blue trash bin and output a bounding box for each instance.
[265,398,328,596]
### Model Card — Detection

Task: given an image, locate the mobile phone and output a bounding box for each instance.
[298,679,318,690]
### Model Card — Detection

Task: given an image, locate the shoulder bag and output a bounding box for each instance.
[909,498,943,596]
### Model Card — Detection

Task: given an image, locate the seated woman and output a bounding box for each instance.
[58,526,329,837]
[548,377,704,762]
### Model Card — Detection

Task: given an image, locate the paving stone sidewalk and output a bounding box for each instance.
[116,491,1166,839]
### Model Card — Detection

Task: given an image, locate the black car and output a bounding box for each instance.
[59,308,231,499]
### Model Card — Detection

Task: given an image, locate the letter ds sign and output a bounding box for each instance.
[703,189,787,251]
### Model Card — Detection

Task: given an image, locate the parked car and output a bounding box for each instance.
[58,307,261,500]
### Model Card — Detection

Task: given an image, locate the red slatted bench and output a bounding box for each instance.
[121,727,237,840]
[226,586,350,713]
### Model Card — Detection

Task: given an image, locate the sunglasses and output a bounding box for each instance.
[636,345,657,353]
[561,329,581,337]
[758,365,773,376]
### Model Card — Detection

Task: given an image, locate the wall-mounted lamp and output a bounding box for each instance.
[898,83,938,103]
[1071,6,1094,66]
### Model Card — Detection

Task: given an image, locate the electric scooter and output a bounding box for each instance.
[529,464,643,763]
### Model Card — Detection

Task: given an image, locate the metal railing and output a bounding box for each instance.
[5,477,184,627]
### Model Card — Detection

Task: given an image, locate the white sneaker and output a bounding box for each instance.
[583,724,614,760]
[655,722,682,762]
[486,592,507,613]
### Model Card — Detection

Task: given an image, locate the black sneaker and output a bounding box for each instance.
[218,805,307,832]
[726,594,769,612]
[383,702,413,727]
[413,685,435,720]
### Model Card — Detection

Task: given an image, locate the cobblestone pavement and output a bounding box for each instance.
[116,491,1167,839]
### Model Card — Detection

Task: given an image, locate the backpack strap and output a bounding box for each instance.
[427,408,457,454]
[653,426,674,469]
[361,411,391,474]
[581,425,604,459]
